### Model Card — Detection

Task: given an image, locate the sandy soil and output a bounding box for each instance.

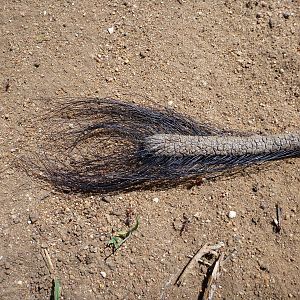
[0,1,299,299]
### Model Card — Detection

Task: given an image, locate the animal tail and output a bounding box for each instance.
[26,98,300,193]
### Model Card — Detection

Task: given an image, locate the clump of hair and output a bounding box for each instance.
[25,98,300,194]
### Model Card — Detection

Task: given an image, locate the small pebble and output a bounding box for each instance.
[269,18,274,28]
[101,196,112,203]
[107,26,114,34]
[89,246,97,253]
[105,260,116,270]
[40,243,48,248]
[228,211,237,219]
[193,212,201,220]
[139,51,146,58]
[252,184,259,192]
[282,12,291,19]
[100,271,107,278]
[258,261,269,271]
[260,1,267,7]
[173,218,182,231]
[29,212,39,224]
[201,80,208,87]
[152,197,159,203]
[260,202,267,210]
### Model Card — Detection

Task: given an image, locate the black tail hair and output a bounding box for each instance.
[26,98,299,194]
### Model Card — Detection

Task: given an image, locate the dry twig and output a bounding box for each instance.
[273,203,283,233]
[175,241,224,286]
[202,252,225,300]
[42,248,54,276]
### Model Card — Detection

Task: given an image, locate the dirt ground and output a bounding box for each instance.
[1,0,299,299]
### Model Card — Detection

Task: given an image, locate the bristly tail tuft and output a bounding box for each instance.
[25,98,300,194]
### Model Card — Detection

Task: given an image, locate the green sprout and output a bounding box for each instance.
[51,278,61,300]
[108,217,140,253]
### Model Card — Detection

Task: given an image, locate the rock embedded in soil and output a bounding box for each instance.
[228,211,237,219]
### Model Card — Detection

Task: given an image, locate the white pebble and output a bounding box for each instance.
[107,26,114,34]
[193,212,201,219]
[201,80,208,87]
[228,211,237,219]
[152,197,159,203]
[100,271,107,278]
